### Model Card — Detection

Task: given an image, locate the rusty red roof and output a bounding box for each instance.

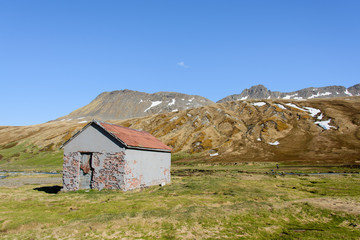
[97,121,172,151]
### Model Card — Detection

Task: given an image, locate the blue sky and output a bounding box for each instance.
[1,1,359,126]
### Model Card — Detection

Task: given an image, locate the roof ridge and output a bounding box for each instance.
[94,119,149,134]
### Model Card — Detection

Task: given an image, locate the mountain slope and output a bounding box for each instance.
[117,97,360,163]
[218,84,360,102]
[58,90,214,121]
[1,97,360,166]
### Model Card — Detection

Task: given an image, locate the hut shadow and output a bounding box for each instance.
[33,185,62,194]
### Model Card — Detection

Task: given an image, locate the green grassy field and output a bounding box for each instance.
[0,164,359,239]
[0,142,63,172]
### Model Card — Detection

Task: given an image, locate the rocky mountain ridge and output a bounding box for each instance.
[57,84,360,123]
[58,90,214,122]
[218,84,360,102]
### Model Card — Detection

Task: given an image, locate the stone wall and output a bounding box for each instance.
[63,151,126,191]
[62,152,81,191]
[92,152,125,190]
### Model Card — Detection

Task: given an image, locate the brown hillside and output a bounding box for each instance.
[57,90,214,121]
[1,97,360,164]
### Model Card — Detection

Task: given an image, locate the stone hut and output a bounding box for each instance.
[60,120,171,191]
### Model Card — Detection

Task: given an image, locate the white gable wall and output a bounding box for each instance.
[63,124,125,154]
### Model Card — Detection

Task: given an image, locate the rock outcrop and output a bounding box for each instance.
[218,84,360,102]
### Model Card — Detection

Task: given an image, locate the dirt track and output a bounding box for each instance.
[0,176,62,187]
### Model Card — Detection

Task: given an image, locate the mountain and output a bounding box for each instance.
[57,84,360,123]
[217,84,360,103]
[2,97,360,165]
[58,90,214,121]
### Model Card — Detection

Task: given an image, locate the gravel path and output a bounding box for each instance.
[0,176,62,187]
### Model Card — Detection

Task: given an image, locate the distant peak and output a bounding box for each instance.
[106,89,147,95]
[248,85,269,91]
[250,84,267,89]
[118,89,138,93]
[217,83,360,103]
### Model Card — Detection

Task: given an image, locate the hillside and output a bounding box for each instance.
[218,84,360,102]
[57,90,214,121]
[1,97,360,168]
[117,97,360,163]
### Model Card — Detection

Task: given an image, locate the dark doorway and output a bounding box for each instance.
[79,152,94,189]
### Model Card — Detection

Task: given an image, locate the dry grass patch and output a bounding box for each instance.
[299,197,360,215]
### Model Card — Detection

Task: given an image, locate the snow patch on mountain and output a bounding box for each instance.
[303,107,321,117]
[168,99,176,106]
[315,119,335,130]
[144,101,162,112]
[285,103,306,111]
[252,102,266,107]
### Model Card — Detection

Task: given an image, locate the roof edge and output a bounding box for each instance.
[92,119,129,148]
[127,145,172,153]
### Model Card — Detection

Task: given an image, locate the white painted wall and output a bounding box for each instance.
[124,149,171,189]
